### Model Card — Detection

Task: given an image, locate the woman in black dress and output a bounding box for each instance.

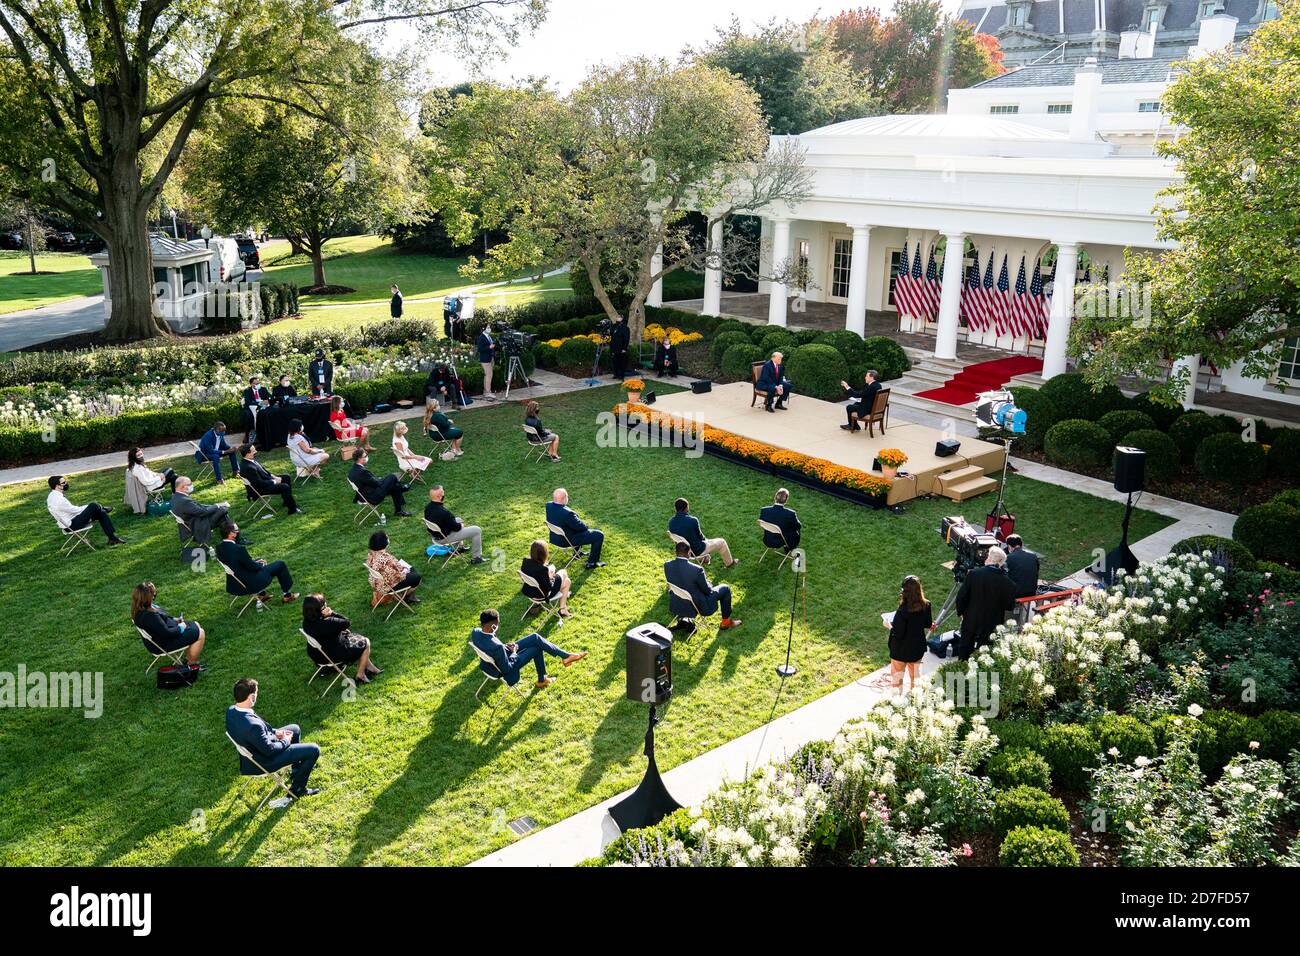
[302,593,381,684]
[131,581,206,665]
[524,401,560,462]
[886,575,933,692]
[520,540,572,617]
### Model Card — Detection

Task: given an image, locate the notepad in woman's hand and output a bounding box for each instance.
[881,611,895,628]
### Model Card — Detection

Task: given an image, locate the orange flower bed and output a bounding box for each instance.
[614,403,892,499]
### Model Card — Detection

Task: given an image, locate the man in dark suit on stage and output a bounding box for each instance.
[955,547,1017,660]
[839,369,881,432]
[1004,534,1041,600]
[238,444,302,515]
[308,349,333,397]
[664,542,742,632]
[348,449,411,517]
[756,351,792,412]
[216,521,299,604]
[546,487,604,569]
[610,315,631,380]
[759,487,801,553]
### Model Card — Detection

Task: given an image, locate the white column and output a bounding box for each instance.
[647,242,663,308]
[767,218,791,327]
[844,224,872,337]
[1171,353,1200,409]
[702,216,724,317]
[1042,242,1079,379]
[933,231,967,360]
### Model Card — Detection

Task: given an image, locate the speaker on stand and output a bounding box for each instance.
[1102,446,1146,586]
[610,624,682,832]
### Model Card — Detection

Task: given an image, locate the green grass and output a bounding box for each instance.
[0,384,1172,865]
[0,250,101,315]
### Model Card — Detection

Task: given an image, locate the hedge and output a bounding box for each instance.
[1098,409,1155,445]
[556,337,598,371]
[709,330,753,366]
[1044,419,1112,469]
[720,343,764,379]
[1269,428,1300,480]
[859,336,911,382]
[999,826,1080,867]
[1038,372,1127,422]
[786,344,848,401]
[1196,432,1267,484]
[1088,714,1157,762]
[1169,411,1225,464]
[992,786,1070,840]
[1007,386,1060,452]
[1039,723,1098,791]
[813,329,869,366]
[1233,501,1300,567]
[986,747,1052,791]
[1129,390,1184,431]
[1120,428,1179,481]
[758,329,798,356]
[1170,534,1257,572]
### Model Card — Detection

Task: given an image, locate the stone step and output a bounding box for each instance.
[936,471,999,502]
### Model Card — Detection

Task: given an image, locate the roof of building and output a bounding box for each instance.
[800,113,1071,141]
[959,0,1264,35]
[968,55,1183,88]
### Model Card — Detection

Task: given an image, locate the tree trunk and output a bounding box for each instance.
[26,223,36,275]
[310,248,326,289]
[102,194,169,341]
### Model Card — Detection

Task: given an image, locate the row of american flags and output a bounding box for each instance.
[892,242,1100,341]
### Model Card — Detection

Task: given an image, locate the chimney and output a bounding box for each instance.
[1068,57,1103,142]
[1137,21,1157,58]
[1189,13,1238,59]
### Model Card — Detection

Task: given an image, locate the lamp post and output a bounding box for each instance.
[200,225,212,249]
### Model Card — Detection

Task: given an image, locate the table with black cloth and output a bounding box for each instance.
[253,398,334,451]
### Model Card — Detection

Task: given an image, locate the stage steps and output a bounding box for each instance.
[931,464,999,502]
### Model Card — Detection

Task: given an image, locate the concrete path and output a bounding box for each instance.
[0,293,104,352]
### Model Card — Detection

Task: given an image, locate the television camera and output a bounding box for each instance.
[931,516,1002,635]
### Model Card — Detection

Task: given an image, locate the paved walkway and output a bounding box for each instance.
[0,293,105,352]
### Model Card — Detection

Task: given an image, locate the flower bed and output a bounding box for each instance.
[614,402,892,503]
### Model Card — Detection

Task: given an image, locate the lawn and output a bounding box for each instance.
[0,251,101,315]
[0,384,1173,866]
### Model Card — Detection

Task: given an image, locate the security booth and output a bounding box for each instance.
[90,234,223,334]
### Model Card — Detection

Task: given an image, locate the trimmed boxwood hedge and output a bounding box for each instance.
[1098,409,1155,445]
[786,344,849,401]
[1007,386,1060,452]
[859,335,911,382]
[999,826,1080,867]
[758,329,798,356]
[1088,713,1157,762]
[992,786,1070,840]
[720,343,764,379]
[1171,534,1257,572]
[1169,410,1225,463]
[1269,428,1300,480]
[986,747,1052,791]
[1038,372,1127,422]
[1044,419,1112,468]
[814,329,869,366]
[1233,501,1300,567]
[709,330,753,366]
[1039,723,1098,791]
[1130,390,1184,431]
[1196,432,1267,483]
[556,336,598,370]
[1121,428,1179,481]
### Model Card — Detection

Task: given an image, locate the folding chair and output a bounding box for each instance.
[667,581,714,641]
[301,629,352,698]
[522,424,550,464]
[424,518,471,570]
[189,441,215,481]
[758,520,794,571]
[668,532,707,566]
[518,569,563,628]
[239,476,277,520]
[129,469,166,508]
[226,731,295,812]
[470,641,528,702]
[367,563,416,622]
[217,558,263,617]
[137,626,189,675]
[57,521,95,556]
[426,428,452,461]
[348,479,383,525]
[394,450,428,488]
[288,443,323,484]
[545,521,586,570]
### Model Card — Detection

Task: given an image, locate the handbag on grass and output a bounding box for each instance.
[156,664,202,689]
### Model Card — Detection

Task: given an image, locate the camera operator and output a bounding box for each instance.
[610,315,631,381]
[954,546,1015,661]
[1004,534,1040,600]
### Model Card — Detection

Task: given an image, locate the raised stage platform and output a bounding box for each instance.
[652,382,1006,505]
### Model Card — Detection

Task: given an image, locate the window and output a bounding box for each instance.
[795,239,810,291]
[1137,100,1161,113]
[1008,5,1027,26]
[888,250,902,308]
[1141,5,1164,30]
[1258,0,1279,20]
[1199,1,1220,17]
[1047,103,1072,114]
[989,104,1019,115]
[830,237,853,299]
[180,262,205,287]
[1277,337,1300,386]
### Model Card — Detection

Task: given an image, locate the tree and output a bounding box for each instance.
[426,59,811,342]
[0,196,49,274]
[1071,7,1300,403]
[183,43,424,290]
[689,17,881,135]
[827,1,1004,113]
[0,0,545,340]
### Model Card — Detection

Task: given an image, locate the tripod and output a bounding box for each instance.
[984,436,1015,539]
[502,352,529,400]
[609,703,682,832]
[777,552,807,678]
[585,339,605,388]
[932,572,964,633]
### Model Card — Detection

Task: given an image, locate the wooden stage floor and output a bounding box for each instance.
[652,382,1006,505]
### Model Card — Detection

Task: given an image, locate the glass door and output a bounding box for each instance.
[830,236,852,301]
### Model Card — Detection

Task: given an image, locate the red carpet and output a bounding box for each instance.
[913,356,1043,406]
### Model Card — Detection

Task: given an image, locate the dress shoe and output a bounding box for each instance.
[108,536,126,546]
[469,556,485,565]
[719,618,743,630]
[584,561,605,569]
[291,788,321,799]
[396,510,413,518]
[535,676,556,689]
[406,594,422,604]
[282,592,300,604]
[563,652,588,666]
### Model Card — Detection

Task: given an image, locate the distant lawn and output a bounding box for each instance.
[0,251,101,315]
[0,384,1173,865]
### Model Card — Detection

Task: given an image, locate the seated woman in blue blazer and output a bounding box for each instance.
[131,581,206,665]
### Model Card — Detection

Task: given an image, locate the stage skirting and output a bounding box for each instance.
[651,382,1005,505]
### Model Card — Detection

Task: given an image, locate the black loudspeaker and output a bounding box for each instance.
[1114,446,1146,494]
[690,379,712,394]
[935,438,961,458]
[643,391,657,405]
[625,623,673,705]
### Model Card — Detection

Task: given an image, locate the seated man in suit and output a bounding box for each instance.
[756,351,792,412]
[546,487,604,569]
[307,349,334,397]
[216,520,299,605]
[171,476,231,552]
[760,487,802,552]
[470,608,586,690]
[239,443,303,515]
[348,450,411,517]
[839,369,881,432]
[665,541,742,633]
[424,485,484,563]
[241,375,271,441]
[668,497,737,568]
[196,420,240,484]
[955,547,1017,661]
[225,678,320,800]
[1004,534,1041,600]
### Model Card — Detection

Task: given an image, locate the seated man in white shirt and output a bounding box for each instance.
[47,475,125,545]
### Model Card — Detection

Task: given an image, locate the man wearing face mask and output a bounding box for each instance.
[225,678,320,800]
[47,475,125,545]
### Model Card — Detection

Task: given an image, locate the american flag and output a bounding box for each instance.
[994,254,1011,337]
[1012,255,1031,338]
[978,251,997,332]
[924,243,941,319]
[894,242,914,319]
[961,249,984,331]
[1028,258,1048,340]
[909,241,926,319]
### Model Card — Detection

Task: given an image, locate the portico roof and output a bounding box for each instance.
[795,112,1115,159]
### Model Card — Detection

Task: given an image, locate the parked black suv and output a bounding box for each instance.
[234,235,261,270]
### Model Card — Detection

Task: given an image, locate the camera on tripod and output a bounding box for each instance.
[594,317,614,336]
[940,516,999,581]
[497,325,536,356]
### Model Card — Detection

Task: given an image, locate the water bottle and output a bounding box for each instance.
[380,512,387,527]
[256,599,266,614]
